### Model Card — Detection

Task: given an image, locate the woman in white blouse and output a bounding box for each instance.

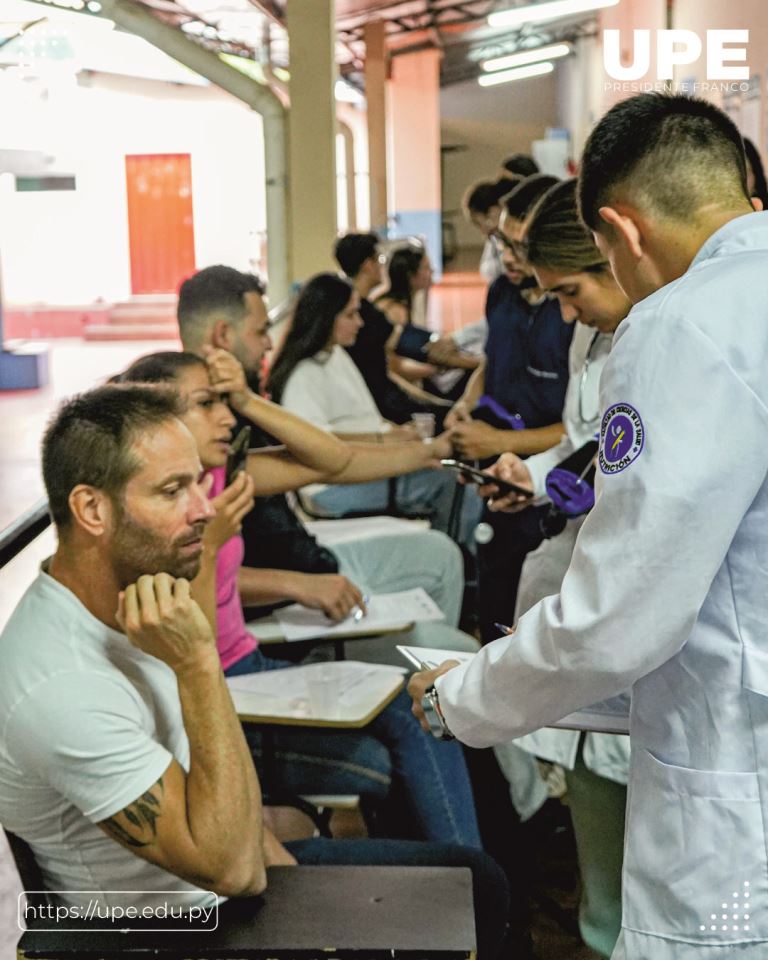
[268,273,478,539]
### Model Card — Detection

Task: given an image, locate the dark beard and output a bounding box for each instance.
[111,506,206,588]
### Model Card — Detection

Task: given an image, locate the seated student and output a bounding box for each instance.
[267,273,480,542]
[334,232,448,425]
[0,384,509,958]
[118,350,480,846]
[445,174,575,646]
[175,265,475,656]
[376,244,480,403]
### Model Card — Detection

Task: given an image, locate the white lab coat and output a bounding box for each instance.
[513,323,630,785]
[438,211,768,958]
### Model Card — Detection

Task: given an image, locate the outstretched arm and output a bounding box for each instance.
[205,348,353,480]
[244,432,454,494]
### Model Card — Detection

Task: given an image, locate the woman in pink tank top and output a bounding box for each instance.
[116,349,483,853]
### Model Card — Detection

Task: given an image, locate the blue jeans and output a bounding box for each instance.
[225,649,481,849]
[309,469,482,546]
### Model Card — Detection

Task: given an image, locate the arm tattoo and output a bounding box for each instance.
[102,776,164,848]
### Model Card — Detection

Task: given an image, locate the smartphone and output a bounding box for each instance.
[225,426,251,486]
[440,459,534,499]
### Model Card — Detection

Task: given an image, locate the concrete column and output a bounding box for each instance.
[337,119,357,230]
[287,0,338,280]
[364,20,388,234]
[387,48,442,275]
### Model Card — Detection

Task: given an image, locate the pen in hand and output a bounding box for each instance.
[494,622,514,636]
[353,595,370,623]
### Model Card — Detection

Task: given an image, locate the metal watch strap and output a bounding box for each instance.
[425,684,455,740]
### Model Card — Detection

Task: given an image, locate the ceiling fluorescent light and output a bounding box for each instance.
[478,60,554,86]
[488,0,619,30]
[482,42,571,72]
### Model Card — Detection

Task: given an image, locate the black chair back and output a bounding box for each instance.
[4,828,51,910]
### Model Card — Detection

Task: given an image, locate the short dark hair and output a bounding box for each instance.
[42,385,183,529]
[744,137,768,208]
[579,93,749,232]
[177,265,265,351]
[463,177,518,217]
[503,174,560,221]
[501,154,539,178]
[334,232,380,278]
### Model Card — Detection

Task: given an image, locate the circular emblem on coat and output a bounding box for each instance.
[599,402,644,475]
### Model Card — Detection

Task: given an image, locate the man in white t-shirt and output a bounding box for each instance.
[0,384,268,909]
[0,384,509,955]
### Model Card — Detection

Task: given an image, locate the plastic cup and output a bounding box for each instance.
[306,664,340,720]
[412,413,436,440]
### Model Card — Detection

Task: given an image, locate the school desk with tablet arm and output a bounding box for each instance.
[246,587,444,660]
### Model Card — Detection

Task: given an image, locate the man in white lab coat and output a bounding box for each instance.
[409,92,768,959]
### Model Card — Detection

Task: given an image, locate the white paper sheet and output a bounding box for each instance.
[274,587,444,642]
[226,660,406,722]
[397,645,476,670]
[306,516,429,547]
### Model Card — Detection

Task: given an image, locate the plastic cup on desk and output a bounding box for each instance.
[306,663,340,720]
[411,413,436,440]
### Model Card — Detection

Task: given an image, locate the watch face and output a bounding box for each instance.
[422,689,454,740]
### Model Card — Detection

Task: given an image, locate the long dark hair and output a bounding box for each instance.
[378,244,426,315]
[118,351,206,386]
[267,273,354,403]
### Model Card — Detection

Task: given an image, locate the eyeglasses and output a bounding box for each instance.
[491,229,529,261]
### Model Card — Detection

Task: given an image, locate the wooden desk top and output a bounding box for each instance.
[228,662,405,729]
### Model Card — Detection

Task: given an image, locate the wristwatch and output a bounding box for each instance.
[423,683,455,740]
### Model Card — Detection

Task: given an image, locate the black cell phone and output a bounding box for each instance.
[225,426,251,486]
[440,459,534,499]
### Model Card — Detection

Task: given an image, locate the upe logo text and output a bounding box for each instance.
[603,30,749,81]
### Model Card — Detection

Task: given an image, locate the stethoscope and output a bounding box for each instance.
[577,331,603,424]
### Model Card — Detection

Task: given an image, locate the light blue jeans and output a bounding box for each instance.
[309,470,482,547]
[329,529,479,667]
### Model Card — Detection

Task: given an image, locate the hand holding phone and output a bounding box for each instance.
[440,459,534,499]
[226,426,251,486]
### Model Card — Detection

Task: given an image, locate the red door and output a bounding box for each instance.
[125,154,196,295]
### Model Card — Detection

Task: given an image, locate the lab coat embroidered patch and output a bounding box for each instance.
[599,402,644,474]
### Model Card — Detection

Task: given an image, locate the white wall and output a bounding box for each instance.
[0,71,266,305]
[440,71,559,248]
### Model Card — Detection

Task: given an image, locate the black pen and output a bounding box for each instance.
[494,622,514,635]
